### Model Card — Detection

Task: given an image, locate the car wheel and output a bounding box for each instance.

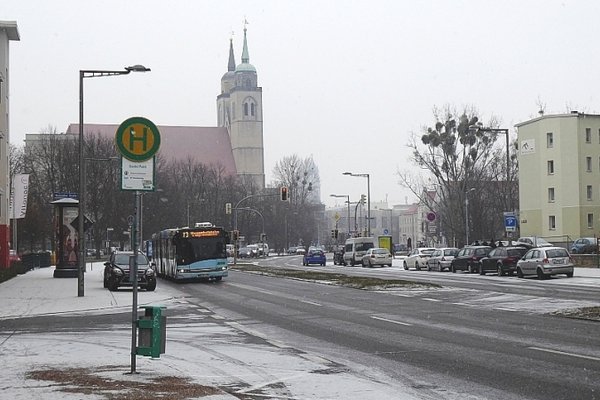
[146,281,157,291]
[403,261,408,270]
[468,264,474,274]
[537,268,547,280]
[517,267,524,278]
[479,266,485,275]
[497,265,505,277]
[415,262,420,271]
[451,265,456,273]
[214,276,223,281]
[566,271,574,278]
[108,278,119,292]
[103,272,108,288]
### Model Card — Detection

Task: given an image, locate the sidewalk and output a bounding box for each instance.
[0,263,416,400]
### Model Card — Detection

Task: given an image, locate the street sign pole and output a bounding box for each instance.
[115,117,160,375]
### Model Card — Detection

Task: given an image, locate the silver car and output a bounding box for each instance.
[516,246,574,279]
[361,248,392,268]
[403,247,436,270]
[427,247,459,272]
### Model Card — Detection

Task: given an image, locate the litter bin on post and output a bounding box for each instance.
[137,306,166,358]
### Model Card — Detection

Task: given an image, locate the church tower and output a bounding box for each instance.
[217,25,265,189]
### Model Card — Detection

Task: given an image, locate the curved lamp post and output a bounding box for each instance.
[78,65,150,297]
[343,172,371,237]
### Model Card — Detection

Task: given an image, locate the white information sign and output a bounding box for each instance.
[121,157,155,191]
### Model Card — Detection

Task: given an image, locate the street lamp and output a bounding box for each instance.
[330,194,351,235]
[78,65,150,297]
[343,172,371,237]
[465,188,476,245]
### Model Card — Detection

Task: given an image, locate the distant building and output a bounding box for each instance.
[0,21,19,268]
[516,112,600,242]
[27,25,265,189]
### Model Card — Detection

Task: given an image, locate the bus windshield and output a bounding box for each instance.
[175,236,226,265]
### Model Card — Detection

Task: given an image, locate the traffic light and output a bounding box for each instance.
[360,194,366,205]
[331,230,336,239]
[232,230,239,241]
[334,229,338,239]
[280,186,289,201]
[225,202,232,214]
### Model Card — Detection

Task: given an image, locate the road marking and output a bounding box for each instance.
[423,298,441,302]
[299,299,322,306]
[529,346,600,361]
[227,282,275,296]
[371,316,413,326]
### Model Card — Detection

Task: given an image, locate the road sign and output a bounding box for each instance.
[504,212,517,232]
[426,212,436,222]
[383,229,389,235]
[115,117,161,162]
[334,212,341,221]
[121,157,155,191]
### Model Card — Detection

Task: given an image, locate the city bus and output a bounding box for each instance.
[151,222,230,281]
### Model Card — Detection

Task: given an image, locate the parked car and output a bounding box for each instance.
[479,246,528,276]
[287,246,297,254]
[361,248,392,268]
[303,249,326,266]
[9,249,21,264]
[394,243,409,256]
[295,247,306,255]
[403,247,436,270]
[450,246,492,273]
[103,251,156,291]
[426,247,459,272]
[516,246,574,279]
[570,237,598,254]
[516,237,553,248]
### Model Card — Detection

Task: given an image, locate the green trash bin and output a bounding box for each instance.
[137,306,166,358]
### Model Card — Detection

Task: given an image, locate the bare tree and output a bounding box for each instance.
[398,105,508,246]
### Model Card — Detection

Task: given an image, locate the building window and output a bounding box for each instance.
[588,213,594,229]
[547,160,554,175]
[587,185,593,200]
[586,128,592,143]
[587,157,593,172]
[243,103,249,116]
[548,188,555,202]
[546,132,553,148]
[251,103,255,116]
[549,215,556,230]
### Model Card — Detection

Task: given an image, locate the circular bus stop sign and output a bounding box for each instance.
[115,117,161,161]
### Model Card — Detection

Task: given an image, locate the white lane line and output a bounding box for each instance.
[299,299,322,307]
[371,316,413,326]
[423,298,441,302]
[529,346,600,362]
[227,282,275,296]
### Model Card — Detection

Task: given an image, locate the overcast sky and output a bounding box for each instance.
[4,0,600,208]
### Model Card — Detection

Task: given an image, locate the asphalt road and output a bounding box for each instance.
[168,255,600,400]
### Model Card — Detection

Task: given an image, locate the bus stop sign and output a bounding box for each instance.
[116,117,161,161]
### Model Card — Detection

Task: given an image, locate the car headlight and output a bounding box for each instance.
[113,268,124,275]
[145,269,155,276]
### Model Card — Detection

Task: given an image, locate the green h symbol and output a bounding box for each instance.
[129,127,149,151]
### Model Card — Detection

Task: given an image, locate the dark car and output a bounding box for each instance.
[333,246,345,265]
[479,246,529,276]
[103,251,156,291]
[451,246,492,273]
[238,247,253,258]
[303,249,326,266]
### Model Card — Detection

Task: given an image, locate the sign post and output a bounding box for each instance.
[115,117,160,374]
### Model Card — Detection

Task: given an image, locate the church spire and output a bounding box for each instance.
[227,37,236,72]
[241,20,250,64]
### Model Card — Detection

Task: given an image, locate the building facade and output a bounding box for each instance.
[217,26,265,189]
[516,112,600,242]
[0,21,19,268]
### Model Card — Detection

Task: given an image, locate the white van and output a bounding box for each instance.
[343,237,377,266]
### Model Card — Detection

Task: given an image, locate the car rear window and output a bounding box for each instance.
[373,249,389,255]
[508,248,527,257]
[444,249,458,256]
[422,249,435,255]
[546,249,569,258]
